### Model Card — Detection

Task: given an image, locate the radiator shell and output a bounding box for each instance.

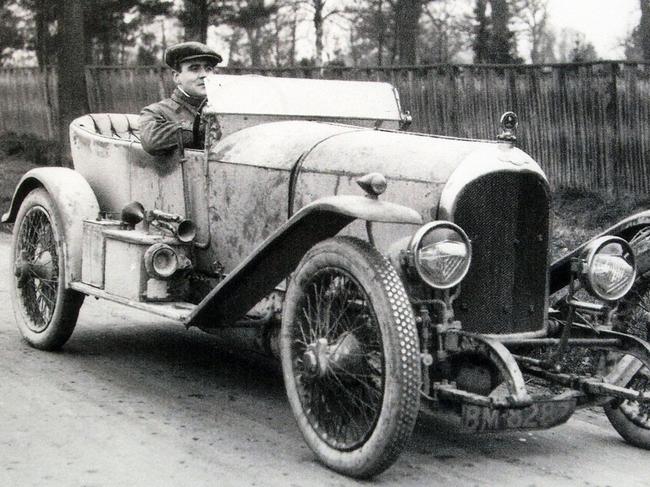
[450,170,551,335]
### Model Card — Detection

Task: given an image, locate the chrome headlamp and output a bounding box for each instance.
[580,236,636,301]
[407,221,472,289]
[144,243,179,279]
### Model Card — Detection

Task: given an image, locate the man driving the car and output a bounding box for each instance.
[139,41,222,155]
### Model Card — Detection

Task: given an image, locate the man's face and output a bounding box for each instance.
[173,59,216,97]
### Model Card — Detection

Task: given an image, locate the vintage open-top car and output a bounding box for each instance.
[3,74,650,478]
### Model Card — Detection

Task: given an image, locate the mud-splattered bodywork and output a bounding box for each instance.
[204,119,550,335]
[63,104,551,336]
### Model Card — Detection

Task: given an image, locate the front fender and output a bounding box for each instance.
[188,195,422,328]
[550,209,650,294]
[2,168,100,284]
[304,194,423,224]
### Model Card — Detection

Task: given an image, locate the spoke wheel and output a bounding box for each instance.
[605,231,650,448]
[10,188,83,350]
[281,237,421,478]
[604,367,650,449]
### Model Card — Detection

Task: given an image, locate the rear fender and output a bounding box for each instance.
[550,210,650,294]
[188,194,422,328]
[2,168,100,285]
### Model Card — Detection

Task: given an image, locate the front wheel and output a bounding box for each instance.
[10,188,84,350]
[281,237,421,478]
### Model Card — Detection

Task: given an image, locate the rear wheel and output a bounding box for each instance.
[10,188,83,350]
[605,230,650,448]
[281,237,421,478]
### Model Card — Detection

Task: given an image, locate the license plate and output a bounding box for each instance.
[461,398,576,433]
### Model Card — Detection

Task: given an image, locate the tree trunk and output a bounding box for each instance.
[394,0,421,65]
[34,0,47,66]
[641,0,650,61]
[289,10,297,65]
[160,18,167,52]
[247,27,261,66]
[101,29,112,64]
[489,0,516,63]
[314,0,324,65]
[349,27,358,67]
[376,0,385,67]
[31,0,58,67]
[389,30,398,64]
[273,16,280,66]
[228,28,242,63]
[473,0,490,63]
[57,0,88,166]
[183,0,209,43]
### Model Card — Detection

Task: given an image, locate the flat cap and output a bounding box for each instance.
[165,41,222,70]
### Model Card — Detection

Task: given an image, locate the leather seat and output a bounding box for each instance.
[73,113,140,142]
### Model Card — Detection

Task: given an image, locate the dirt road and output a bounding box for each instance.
[0,230,647,487]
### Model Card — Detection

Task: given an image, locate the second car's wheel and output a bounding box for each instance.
[10,188,84,350]
[605,229,650,448]
[603,368,650,449]
[281,237,421,479]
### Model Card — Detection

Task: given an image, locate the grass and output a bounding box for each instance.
[551,189,650,261]
[0,132,57,214]
[0,154,39,212]
[0,132,61,167]
[0,155,39,232]
[0,134,51,232]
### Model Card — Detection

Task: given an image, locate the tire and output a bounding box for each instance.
[10,188,84,350]
[280,236,421,478]
[603,369,650,449]
[604,229,650,448]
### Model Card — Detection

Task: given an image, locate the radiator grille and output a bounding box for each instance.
[451,171,550,334]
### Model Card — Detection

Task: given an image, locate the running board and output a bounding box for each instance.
[70,281,195,322]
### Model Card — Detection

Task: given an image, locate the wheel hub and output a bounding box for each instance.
[14,249,55,285]
[302,349,319,375]
[302,338,329,378]
[303,333,363,378]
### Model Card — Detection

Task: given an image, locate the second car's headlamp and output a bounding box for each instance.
[580,236,636,301]
[407,221,472,289]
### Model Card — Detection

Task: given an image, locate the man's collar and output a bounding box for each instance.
[172,86,205,108]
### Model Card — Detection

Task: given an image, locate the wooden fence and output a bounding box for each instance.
[2,62,650,195]
[0,67,57,141]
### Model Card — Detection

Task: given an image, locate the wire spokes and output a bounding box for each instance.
[15,206,59,332]
[290,268,385,450]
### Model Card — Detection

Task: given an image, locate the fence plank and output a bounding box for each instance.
[2,62,650,194]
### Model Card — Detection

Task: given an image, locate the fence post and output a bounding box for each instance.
[555,66,565,189]
[605,62,620,196]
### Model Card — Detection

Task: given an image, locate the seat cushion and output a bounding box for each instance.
[73,113,140,141]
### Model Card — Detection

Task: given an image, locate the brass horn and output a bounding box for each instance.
[147,209,197,243]
[121,201,145,229]
[175,219,197,243]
